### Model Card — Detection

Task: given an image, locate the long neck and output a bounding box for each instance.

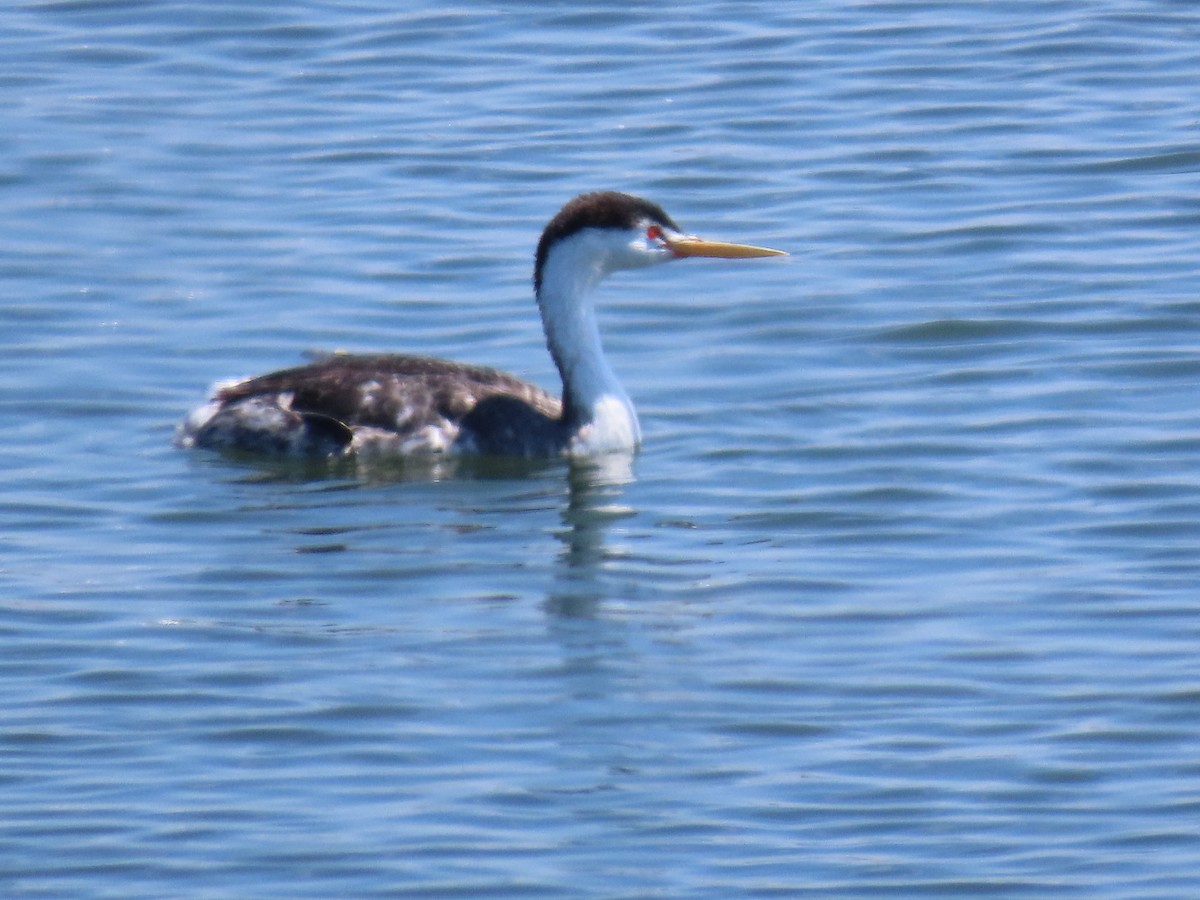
[536,239,641,453]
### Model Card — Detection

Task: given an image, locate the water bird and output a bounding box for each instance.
[179,191,786,458]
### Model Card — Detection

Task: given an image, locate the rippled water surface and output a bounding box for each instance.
[4,2,1200,897]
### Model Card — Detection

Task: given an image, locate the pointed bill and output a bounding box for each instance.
[664,236,788,259]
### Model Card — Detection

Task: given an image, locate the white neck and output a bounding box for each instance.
[536,232,642,454]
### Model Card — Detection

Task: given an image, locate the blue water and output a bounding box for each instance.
[4,2,1200,897]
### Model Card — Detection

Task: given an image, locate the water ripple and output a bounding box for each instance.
[3,1,1200,897]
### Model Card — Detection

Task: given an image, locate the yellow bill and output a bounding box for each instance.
[664,236,788,259]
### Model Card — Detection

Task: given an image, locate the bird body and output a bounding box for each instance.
[179,191,784,459]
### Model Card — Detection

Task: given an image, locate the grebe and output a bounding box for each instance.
[179,191,785,458]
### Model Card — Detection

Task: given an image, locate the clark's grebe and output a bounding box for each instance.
[179,191,785,458]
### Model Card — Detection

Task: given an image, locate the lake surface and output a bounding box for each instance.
[4,1,1200,896]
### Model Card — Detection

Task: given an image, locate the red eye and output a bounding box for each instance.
[646,225,663,241]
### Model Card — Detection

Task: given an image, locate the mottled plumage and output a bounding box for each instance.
[183,354,564,456]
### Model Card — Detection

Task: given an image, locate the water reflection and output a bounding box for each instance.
[198,447,566,485]
[545,452,637,618]
[190,443,639,618]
